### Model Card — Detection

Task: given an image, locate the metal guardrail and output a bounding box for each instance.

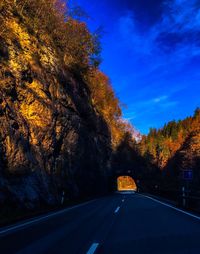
[148,188,200,212]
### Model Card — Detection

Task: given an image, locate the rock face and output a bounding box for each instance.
[0,16,111,209]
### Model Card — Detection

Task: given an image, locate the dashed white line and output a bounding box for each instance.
[122,199,124,202]
[143,195,200,221]
[114,206,120,214]
[86,243,99,254]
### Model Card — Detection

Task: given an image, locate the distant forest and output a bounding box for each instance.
[137,108,200,193]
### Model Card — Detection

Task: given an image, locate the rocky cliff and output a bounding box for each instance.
[0,5,112,209]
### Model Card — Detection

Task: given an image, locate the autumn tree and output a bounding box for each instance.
[86,69,136,147]
[0,0,100,72]
[138,108,200,170]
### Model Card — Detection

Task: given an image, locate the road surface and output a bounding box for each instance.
[1,193,200,254]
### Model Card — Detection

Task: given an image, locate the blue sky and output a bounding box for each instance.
[72,0,200,134]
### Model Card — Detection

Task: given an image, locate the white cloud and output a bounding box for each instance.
[117,0,200,60]
[153,95,168,103]
[123,94,179,122]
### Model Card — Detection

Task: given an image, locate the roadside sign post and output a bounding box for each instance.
[61,191,65,205]
[182,169,193,208]
[182,186,186,208]
[136,180,140,193]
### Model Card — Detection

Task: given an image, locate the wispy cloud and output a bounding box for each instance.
[123,94,178,121]
[115,0,199,134]
[153,95,168,103]
[118,0,200,60]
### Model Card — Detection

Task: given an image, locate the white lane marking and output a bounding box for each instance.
[86,243,99,254]
[114,206,120,214]
[0,199,98,236]
[122,199,124,202]
[143,195,200,221]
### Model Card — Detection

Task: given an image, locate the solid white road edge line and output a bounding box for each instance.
[86,243,99,254]
[143,195,200,221]
[0,198,98,235]
[114,206,120,214]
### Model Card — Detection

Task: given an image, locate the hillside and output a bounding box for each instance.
[0,0,133,211]
[138,108,200,191]
[139,109,200,168]
[165,129,200,189]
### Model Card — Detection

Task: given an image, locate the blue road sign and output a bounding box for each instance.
[183,170,193,180]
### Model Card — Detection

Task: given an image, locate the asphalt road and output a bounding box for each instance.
[1,193,200,254]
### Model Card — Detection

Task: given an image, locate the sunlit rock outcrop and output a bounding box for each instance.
[0,9,111,209]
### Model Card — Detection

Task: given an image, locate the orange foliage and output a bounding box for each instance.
[138,108,200,169]
[1,0,136,148]
[1,0,100,71]
[86,69,135,146]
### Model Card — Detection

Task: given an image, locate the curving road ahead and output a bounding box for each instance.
[1,193,200,254]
